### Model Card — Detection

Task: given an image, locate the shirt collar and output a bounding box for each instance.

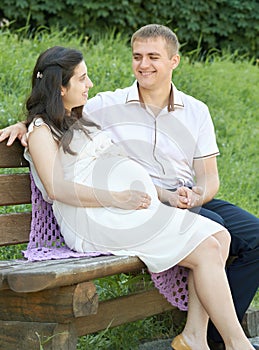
[126,81,184,111]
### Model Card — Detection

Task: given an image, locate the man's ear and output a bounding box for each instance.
[171,54,180,70]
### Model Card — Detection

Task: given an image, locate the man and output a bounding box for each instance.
[0,24,258,349]
[84,24,259,349]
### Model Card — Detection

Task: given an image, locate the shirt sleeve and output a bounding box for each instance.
[194,105,220,159]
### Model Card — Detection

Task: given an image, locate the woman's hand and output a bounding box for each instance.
[111,190,151,210]
[0,122,28,146]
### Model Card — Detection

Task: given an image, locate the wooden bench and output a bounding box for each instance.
[1,140,256,349]
[0,140,175,350]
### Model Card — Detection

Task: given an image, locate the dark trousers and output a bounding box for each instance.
[197,199,259,343]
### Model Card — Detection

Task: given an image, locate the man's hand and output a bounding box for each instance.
[168,186,204,209]
[0,122,28,146]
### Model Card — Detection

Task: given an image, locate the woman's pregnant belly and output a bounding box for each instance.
[54,155,166,248]
[74,155,159,201]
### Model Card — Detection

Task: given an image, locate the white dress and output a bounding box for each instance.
[24,119,224,273]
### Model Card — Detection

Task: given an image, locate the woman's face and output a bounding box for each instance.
[61,60,93,111]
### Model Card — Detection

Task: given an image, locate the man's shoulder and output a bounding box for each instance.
[83,84,135,123]
[179,89,208,110]
[87,86,131,109]
[180,90,199,103]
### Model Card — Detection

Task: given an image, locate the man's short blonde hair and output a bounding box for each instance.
[131,24,180,58]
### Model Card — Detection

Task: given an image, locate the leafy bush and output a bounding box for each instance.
[0,0,258,57]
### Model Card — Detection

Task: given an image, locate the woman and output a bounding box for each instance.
[23,46,253,350]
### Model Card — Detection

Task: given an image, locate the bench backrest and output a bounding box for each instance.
[0,140,31,246]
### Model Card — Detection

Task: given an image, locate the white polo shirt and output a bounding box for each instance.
[83,81,219,189]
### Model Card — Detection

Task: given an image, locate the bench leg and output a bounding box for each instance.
[0,321,77,350]
[242,308,259,338]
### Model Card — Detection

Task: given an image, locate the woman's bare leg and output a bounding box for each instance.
[179,229,253,350]
[179,230,230,350]
[180,271,210,350]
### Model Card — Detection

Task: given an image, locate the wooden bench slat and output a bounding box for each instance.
[0,213,31,246]
[0,287,172,327]
[5,255,145,293]
[0,141,28,168]
[0,174,31,206]
[0,260,29,290]
[0,281,98,323]
[75,289,174,336]
[0,321,77,350]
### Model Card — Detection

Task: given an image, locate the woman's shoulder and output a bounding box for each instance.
[27,117,50,134]
[26,117,51,138]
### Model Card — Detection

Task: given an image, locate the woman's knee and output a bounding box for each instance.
[180,235,225,269]
[213,229,231,261]
[198,236,224,260]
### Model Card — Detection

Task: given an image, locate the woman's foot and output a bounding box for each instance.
[171,334,191,350]
[171,333,210,350]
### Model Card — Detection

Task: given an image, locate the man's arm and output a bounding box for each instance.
[155,185,193,208]
[0,121,28,146]
[156,156,219,209]
[192,156,220,205]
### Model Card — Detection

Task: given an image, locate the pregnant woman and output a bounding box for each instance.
[23,46,253,350]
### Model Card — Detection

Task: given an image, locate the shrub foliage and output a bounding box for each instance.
[0,0,258,57]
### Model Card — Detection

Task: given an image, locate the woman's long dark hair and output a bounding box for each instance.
[26,46,96,154]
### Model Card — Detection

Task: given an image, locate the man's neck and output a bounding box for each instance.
[138,84,173,116]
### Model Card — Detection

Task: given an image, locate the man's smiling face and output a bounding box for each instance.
[132,37,179,91]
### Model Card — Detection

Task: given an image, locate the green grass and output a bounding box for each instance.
[0,27,258,349]
[174,57,259,215]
